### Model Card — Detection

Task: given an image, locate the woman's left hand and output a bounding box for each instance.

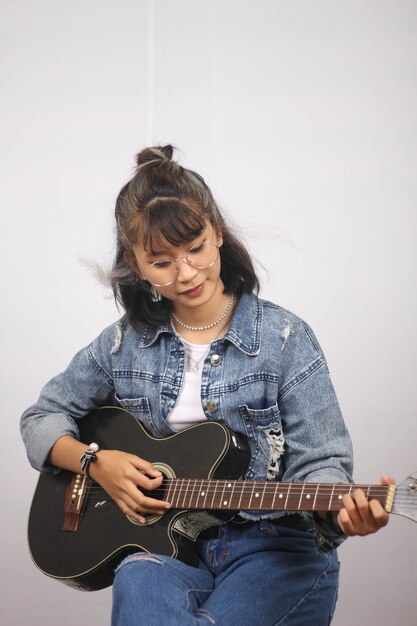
[337,475,395,536]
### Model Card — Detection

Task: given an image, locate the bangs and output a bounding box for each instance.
[139,198,207,252]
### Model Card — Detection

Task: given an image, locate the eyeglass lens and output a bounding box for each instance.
[146,241,219,287]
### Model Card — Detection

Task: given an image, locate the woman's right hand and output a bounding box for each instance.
[88,449,172,524]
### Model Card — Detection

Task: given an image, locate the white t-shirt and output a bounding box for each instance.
[166,338,209,432]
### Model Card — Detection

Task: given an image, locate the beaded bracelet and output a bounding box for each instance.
[80,442,100,478]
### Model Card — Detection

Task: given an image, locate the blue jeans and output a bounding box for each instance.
[112,518,340,625]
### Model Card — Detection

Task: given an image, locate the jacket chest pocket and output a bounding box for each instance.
[114,394,165,437]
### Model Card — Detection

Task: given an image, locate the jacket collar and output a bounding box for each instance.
[139,292,262,355]
[224,292,261,355]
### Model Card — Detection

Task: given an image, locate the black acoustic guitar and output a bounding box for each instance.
[28,407,417,591]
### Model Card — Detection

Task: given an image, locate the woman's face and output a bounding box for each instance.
[132,221,225,314]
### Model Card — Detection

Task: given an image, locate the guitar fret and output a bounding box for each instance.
[248,481,257,509]
[218,481,227,508]
[187,479,195,507]
[188,479,197,508]
[210,480,219,508]
[284,483,291,510]
[334,486,345,510]
[297,483,306,509]
[165,479,173,503]
[201,479,210,508]
[191,480,199,507]
[180,479,191,508]
[169,479,180,507]
[259,481,267,508]
[228,480,237,508]
[270,483,278,509]
[328,484,335,511]
[176,479,184,508]
[237,481,245,510]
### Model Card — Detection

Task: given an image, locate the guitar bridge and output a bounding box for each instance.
[63,473,90,532]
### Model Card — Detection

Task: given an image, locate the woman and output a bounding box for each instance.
[21,145,391,625]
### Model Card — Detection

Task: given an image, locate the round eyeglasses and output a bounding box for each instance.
[144,240,220,287]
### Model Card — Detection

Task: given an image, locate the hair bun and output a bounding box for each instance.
[135,144,175,168]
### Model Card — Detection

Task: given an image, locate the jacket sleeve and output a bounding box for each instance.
[278,317,354,549]
[20,325,117,474]
[278,318,353,484]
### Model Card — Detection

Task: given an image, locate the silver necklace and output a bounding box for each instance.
[186,347,209,372]
[172,294,234,331]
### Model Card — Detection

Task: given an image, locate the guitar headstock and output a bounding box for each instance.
[391,470,417,523]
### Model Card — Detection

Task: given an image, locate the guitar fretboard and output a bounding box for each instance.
[164,479,394,512]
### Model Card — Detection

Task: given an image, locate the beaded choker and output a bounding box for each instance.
[171,294,234,331]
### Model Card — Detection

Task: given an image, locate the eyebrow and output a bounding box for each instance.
[145,248,170,259]
[144,234,208,259]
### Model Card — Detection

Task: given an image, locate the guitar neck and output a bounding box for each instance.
[164,479,395,513]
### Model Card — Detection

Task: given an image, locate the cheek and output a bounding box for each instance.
[212,255,222,278]
[155,284,175,300]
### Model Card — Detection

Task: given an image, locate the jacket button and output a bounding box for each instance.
[210,354,221,367]
[206,400,218,413]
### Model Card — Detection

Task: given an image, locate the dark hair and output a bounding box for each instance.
[111,145,259,328]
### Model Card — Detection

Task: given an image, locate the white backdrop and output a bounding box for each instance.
[1,1,416,624]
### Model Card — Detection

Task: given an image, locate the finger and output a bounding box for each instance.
[130,468,165,492]
[127,455,163,479]
[340,492,363,526]
[137,492,172,512]
[337,490,371,535]
[122,481,171,513]
[337,506,356,535]
[115,495,147,524]
[351,488,375,525]
[117,491,169,520]
[380,474,395,486]
[368,499,389,529]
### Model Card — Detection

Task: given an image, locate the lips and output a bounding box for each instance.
[179,282,205,297]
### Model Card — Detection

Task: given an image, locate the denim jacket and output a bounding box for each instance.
[21,293,353,549]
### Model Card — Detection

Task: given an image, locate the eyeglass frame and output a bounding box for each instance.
[140,240,221,287]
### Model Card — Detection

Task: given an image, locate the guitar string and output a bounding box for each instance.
[83,480,391,492]
[83,484,391,495]
[82,482,391,499]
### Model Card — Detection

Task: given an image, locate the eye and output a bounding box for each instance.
[189,241,206,255]
[150,259,172,269]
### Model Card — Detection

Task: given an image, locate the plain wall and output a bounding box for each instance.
[1,1,416,624]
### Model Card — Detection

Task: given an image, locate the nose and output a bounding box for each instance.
[175,256,198,282]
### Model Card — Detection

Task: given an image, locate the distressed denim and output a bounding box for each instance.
[112,519,340,625]
[21,293,353,547]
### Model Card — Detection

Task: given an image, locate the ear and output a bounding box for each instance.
[217,231,223,247]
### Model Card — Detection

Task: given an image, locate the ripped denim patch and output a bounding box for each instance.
[265,427,285,480]
[194,608,216,624]
[114,552,163,575]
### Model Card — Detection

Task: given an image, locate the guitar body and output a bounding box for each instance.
[28,407,417,592]
[28,408,250,591]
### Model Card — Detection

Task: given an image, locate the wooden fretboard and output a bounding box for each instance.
[164,479,395,512]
